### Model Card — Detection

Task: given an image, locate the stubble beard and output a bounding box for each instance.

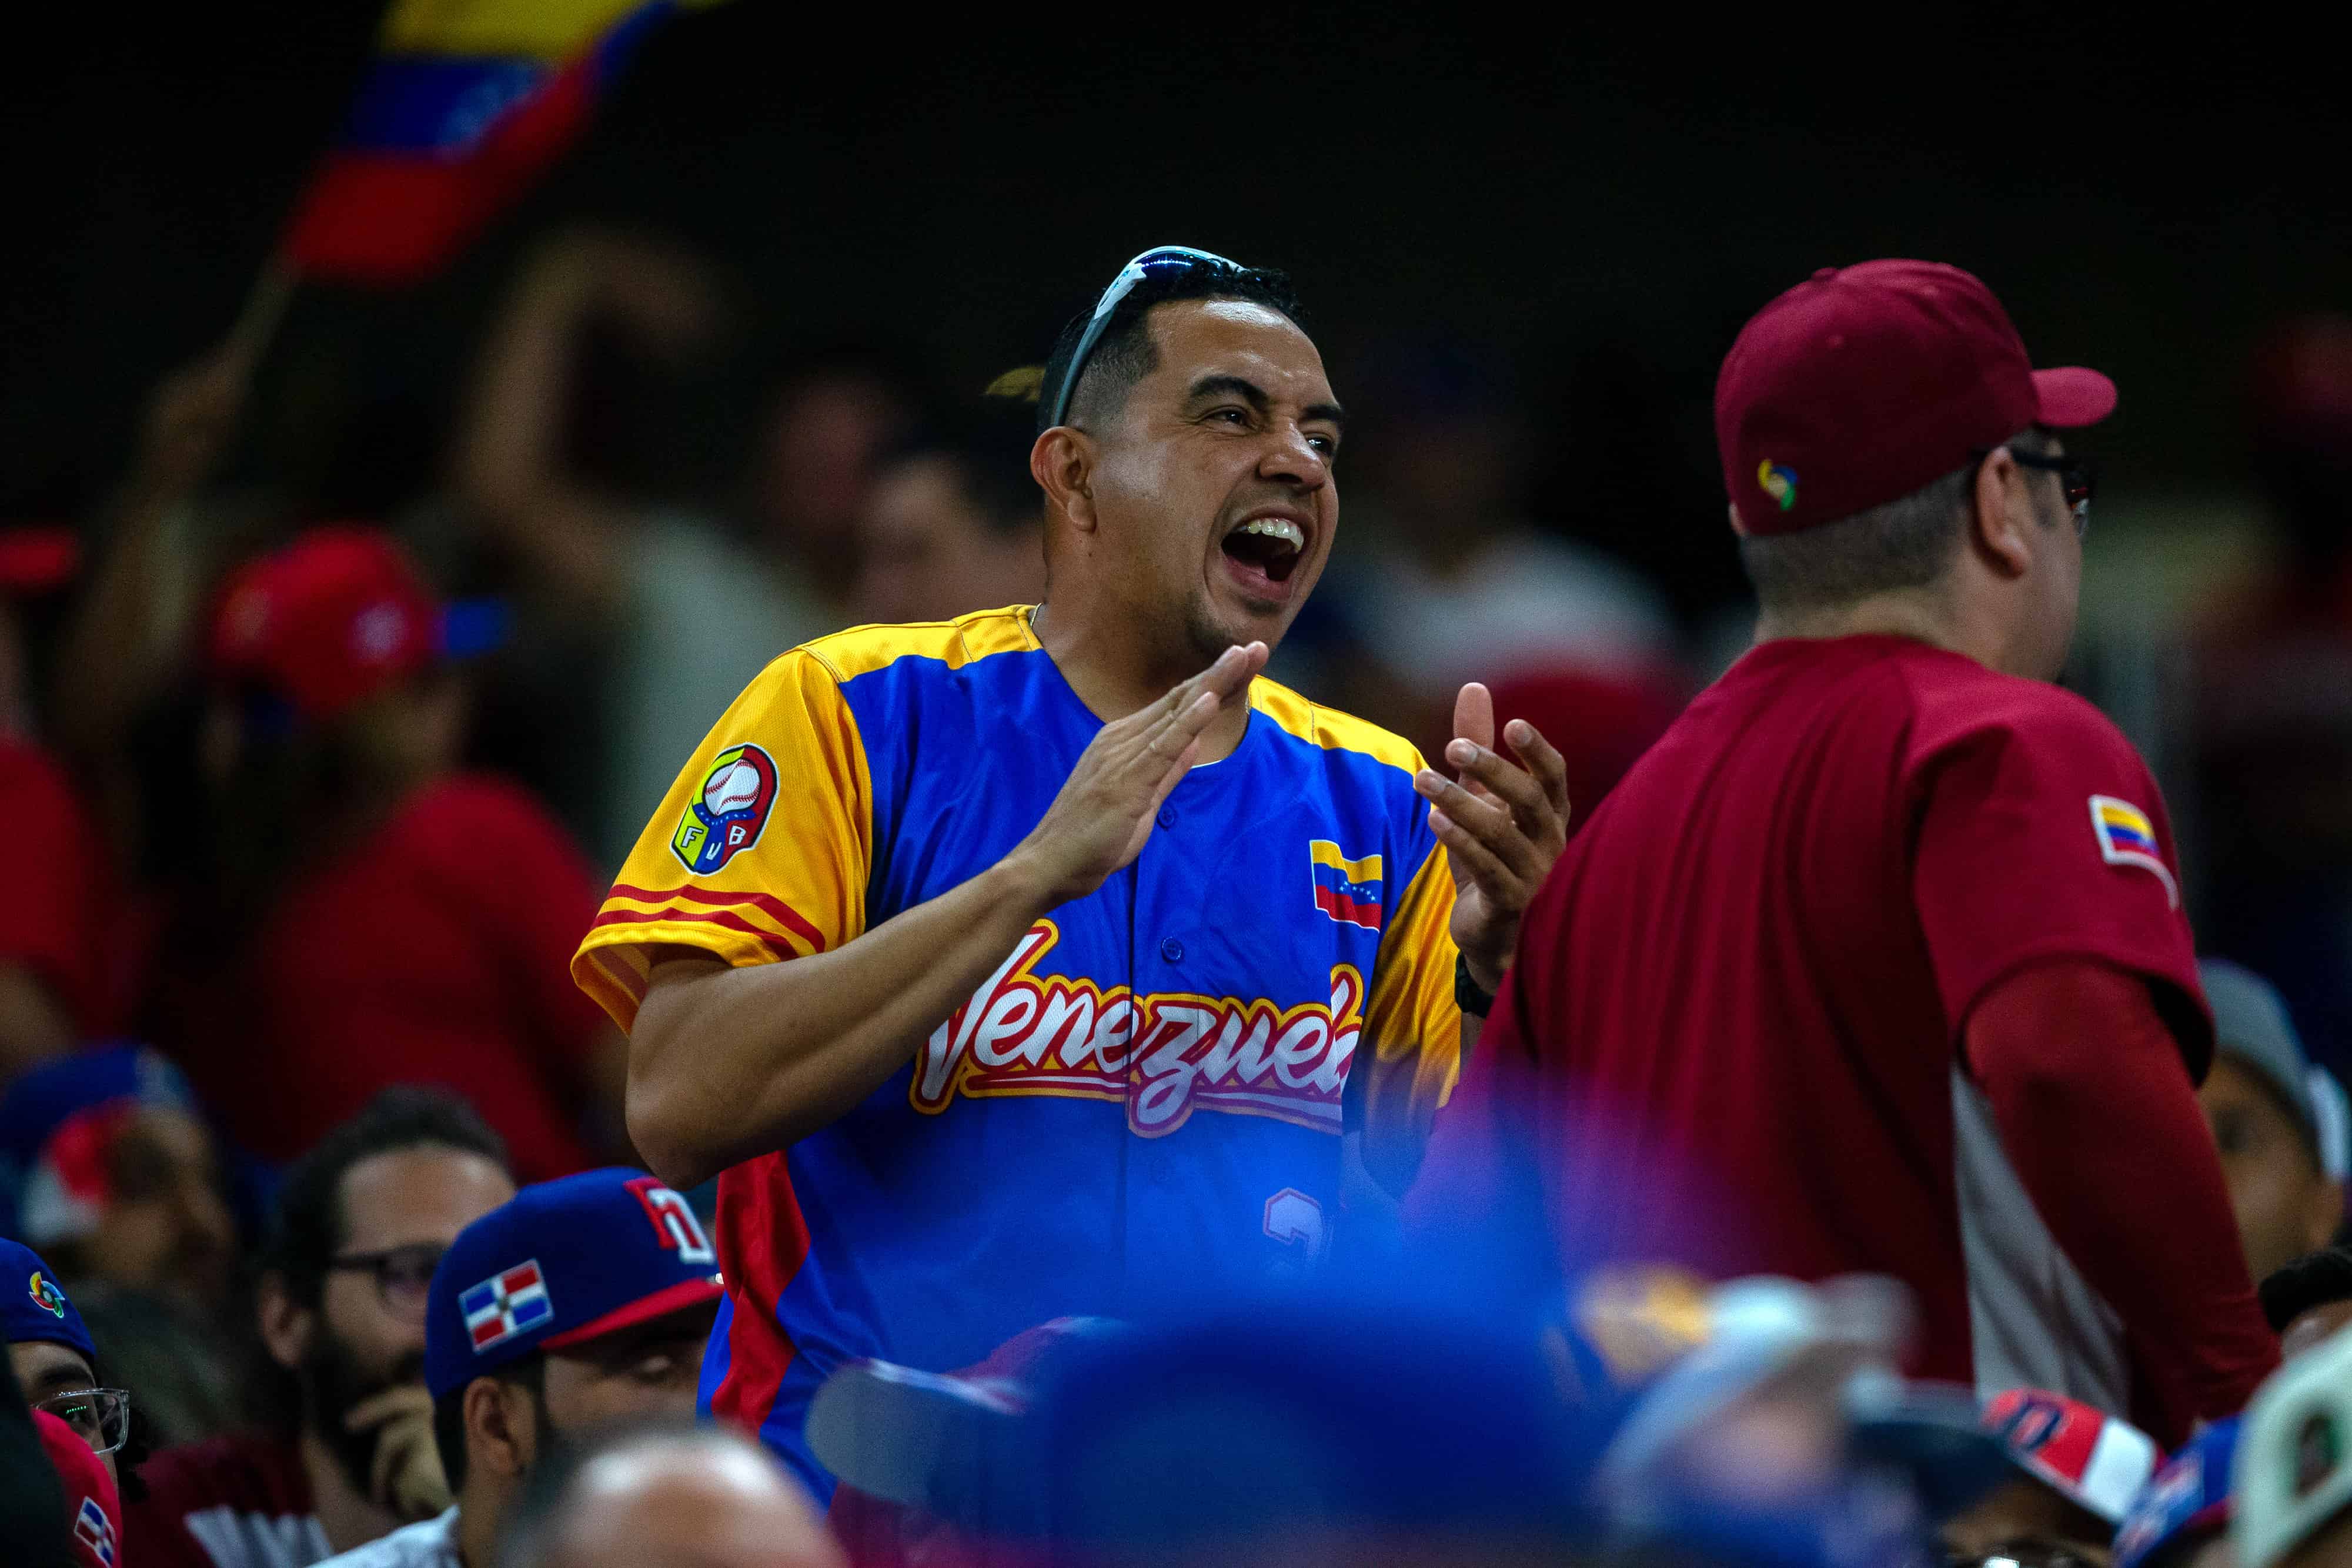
[303,1331,425,1502]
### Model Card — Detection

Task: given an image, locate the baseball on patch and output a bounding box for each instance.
[704,759,764,814]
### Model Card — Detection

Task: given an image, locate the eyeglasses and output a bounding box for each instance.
[1975,444,2097,536]
[328,1243,446,1322]
[35,1388,132,1456]
[1041,245,1248,430]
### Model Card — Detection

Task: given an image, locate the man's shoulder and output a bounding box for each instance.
[1887,646,2136,763]
[1248,678,1428,781]
[133,1430,311,1512]
[315,1507,459,1568]
[125,1431,329,1568]
[796,606,1039,687]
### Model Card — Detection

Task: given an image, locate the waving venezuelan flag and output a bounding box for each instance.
[283,0,721,285]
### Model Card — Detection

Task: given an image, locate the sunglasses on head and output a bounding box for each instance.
[1041,245,1250,430]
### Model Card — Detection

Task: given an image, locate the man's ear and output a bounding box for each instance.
[1967,449,2033,580]
[1031,427,1098,536]
[464,1375,536,1482]
[1726,502,1752,539]
[255,1272,315,1372]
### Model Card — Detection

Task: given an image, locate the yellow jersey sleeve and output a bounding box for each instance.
[1358,839,1463,1175]
[571,648,871,1031]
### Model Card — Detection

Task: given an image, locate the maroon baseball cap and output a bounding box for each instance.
[1716,260,2116,536]
[208,526,440,721]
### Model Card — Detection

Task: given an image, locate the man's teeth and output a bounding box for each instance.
[1235,517,1305,551]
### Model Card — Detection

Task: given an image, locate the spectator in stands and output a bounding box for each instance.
[458,231,912,867]
[2199,959,2348,1282]
[1945,1390,2162,1567]
[0,1045,241,1443]
[312,1166,723,1567]
[154,526,623,1179]
[2234,1327,2352,1568]
[1310,333,1682,753]
[2259,1249,2352,1362]
[128,1089,514,1568]
[0,1045,234,1310]
[498,1422,841,1568]
[2196,316,2352,1078]
[2,1239,135,1492]
[848,400,1045,627]
[0,517,108,1070]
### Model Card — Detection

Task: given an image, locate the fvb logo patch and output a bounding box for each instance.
[913,922,1361,1136]
[672,743,779,875]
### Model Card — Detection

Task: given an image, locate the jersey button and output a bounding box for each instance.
[1157,806,1177,828]
[1160,937,1184,963]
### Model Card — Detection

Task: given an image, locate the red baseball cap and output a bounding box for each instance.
[34,1409,123,1568]
[0,524,80,595]
[1716,259,2116,536]
[208,526,440,721]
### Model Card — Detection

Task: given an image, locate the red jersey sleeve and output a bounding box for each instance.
[0,741,104,1035]
[413,777,613,1076]
[1905,687,2210,1065]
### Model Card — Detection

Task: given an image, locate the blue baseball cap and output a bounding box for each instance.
[2117,1416,2240,1568]
[423,1168,723,1400]
[0,1239,98,1366]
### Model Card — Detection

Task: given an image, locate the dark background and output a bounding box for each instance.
[5,5,2346,620]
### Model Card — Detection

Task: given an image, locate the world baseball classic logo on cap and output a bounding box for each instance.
[671,743,779,875]
[2089,795,2179,910]
[462,1261,554,1353]
[1308,840,1383,931]
[29,1269,68,1318]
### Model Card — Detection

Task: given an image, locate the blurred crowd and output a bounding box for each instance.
[8,223,2352,1568]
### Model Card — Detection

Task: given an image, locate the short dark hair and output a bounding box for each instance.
[1737,428,2052,614]
[2260,1246,2352,1334]
[432,1353,544,1494]
[257,1086,510,1308]
[1038,256,1304,436]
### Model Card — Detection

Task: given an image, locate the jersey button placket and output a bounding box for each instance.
[1159,937,1184,964]
[1157,805,1177,829]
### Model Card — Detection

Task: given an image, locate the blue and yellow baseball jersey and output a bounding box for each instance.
[572,606,1461,1499]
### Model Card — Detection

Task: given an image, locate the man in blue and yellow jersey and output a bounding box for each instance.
[570,247,1572,1499]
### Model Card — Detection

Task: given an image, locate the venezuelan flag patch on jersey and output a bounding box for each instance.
[672,743,779,875]
[2089,794,2178,909]
[1308,840,1384,930]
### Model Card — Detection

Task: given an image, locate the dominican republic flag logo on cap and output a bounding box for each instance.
[461,1260,553,1353]
[76,1494,117,1566]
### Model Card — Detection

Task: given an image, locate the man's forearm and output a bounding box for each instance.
[629,856,1057,1187]
[1967,959,2279,1440]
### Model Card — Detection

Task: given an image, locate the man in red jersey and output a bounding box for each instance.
[159,527,622,1179]
[1410,260,2277,1446]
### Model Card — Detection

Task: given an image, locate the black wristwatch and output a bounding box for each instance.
[1455,952,1495,1018]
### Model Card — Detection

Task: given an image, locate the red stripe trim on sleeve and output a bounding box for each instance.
[609,884,829,952]
[710,1152,812,1437]
[589,907,789,959]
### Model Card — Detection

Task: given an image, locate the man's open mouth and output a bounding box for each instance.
[1220,514,1308,584]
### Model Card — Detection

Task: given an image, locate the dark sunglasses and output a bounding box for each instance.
[1974,445,2097,535]
[1041,245,1250,430]
[328,1243,446,1322]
